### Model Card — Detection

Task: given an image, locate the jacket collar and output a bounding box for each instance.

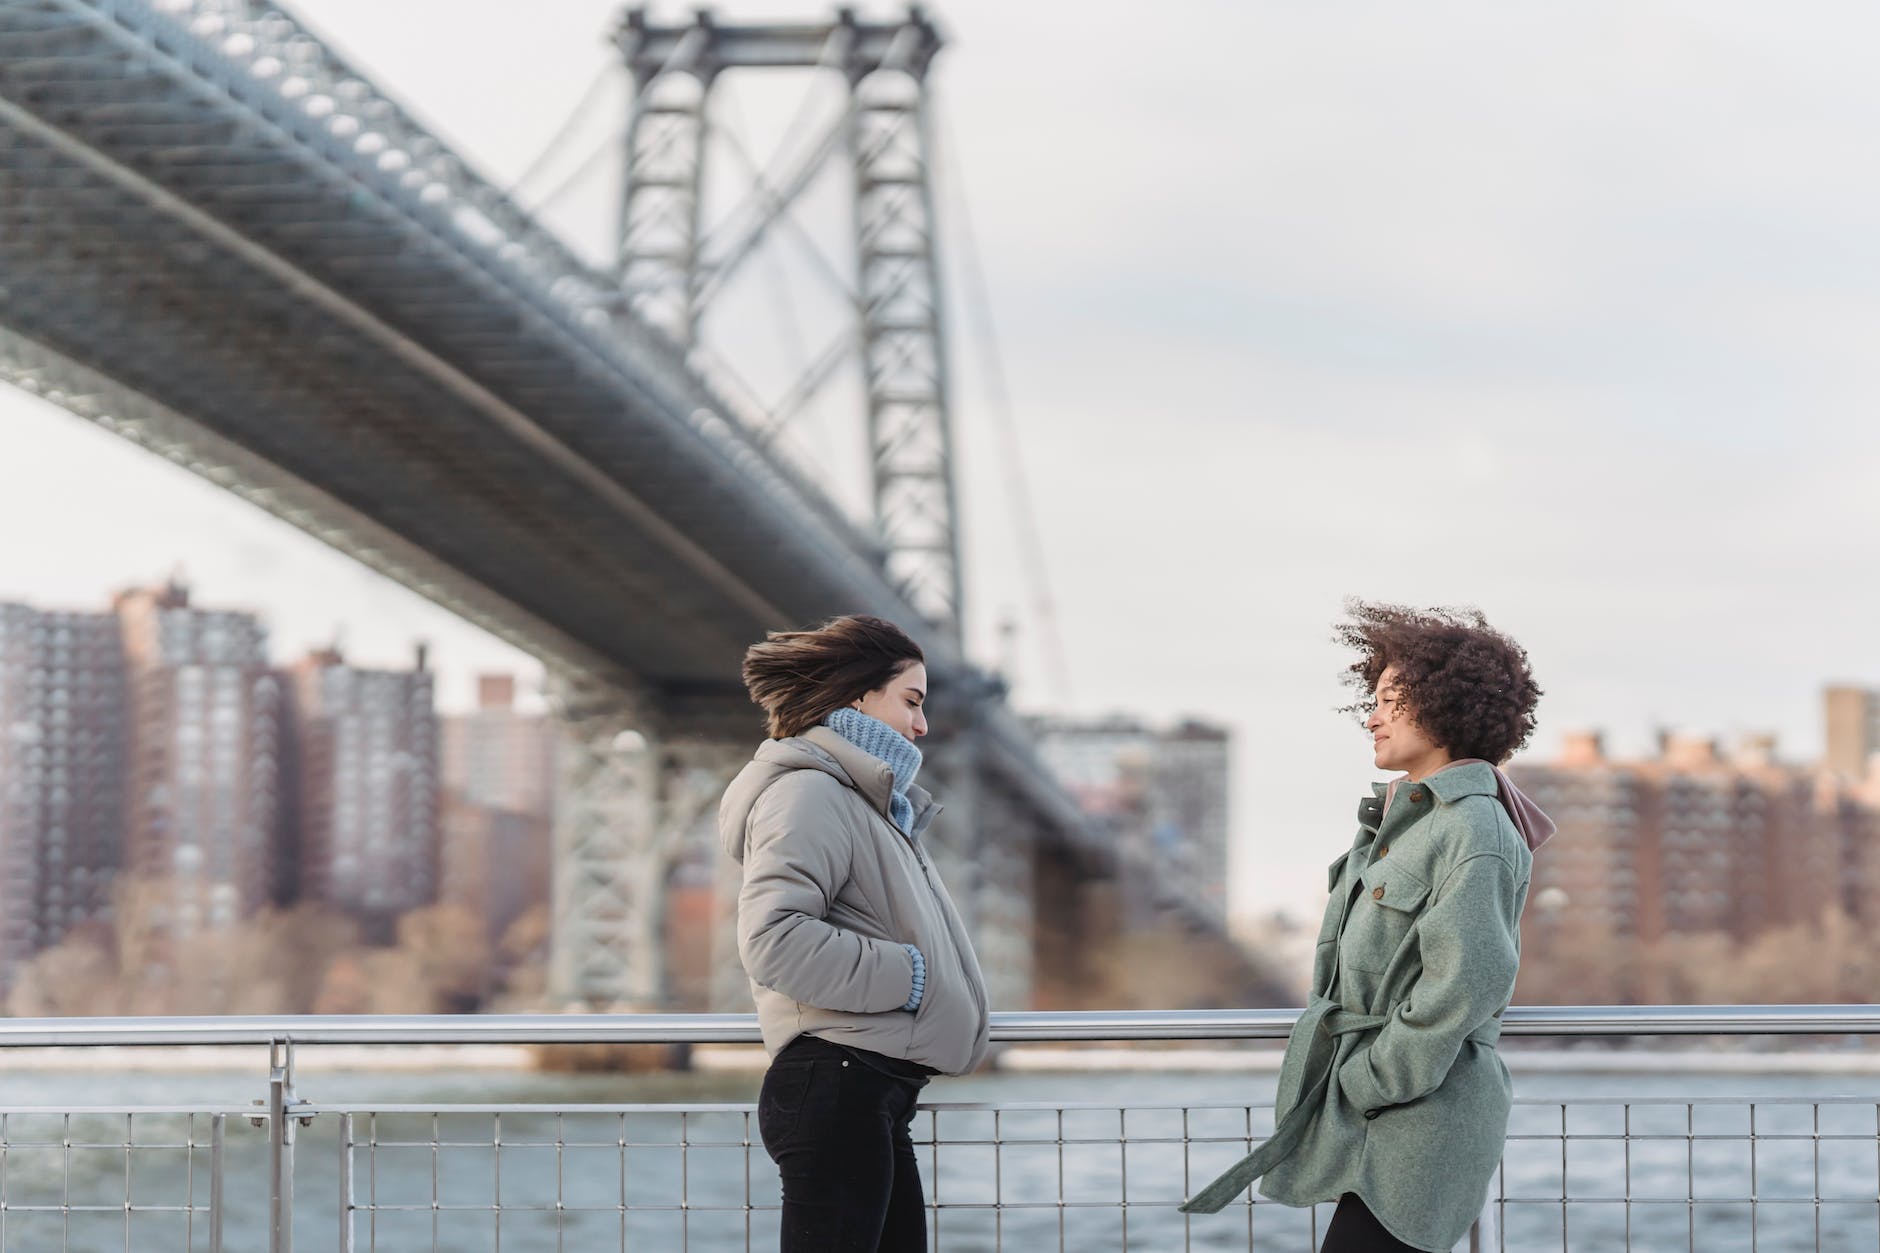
[1368,759,1499,805]
[1422,760,1500,802]
[800,726,938,836]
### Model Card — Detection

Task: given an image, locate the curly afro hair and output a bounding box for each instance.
[1335,600,1541,765]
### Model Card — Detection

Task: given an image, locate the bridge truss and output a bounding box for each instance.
[0,0,1129,1010]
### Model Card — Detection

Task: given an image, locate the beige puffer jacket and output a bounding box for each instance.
[718,726,990,1076]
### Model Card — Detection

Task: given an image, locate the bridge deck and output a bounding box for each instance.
[0,0,906,694]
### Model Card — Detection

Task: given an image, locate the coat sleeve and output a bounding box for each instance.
[1337,850,1522,1113]
[736,775,917,1015]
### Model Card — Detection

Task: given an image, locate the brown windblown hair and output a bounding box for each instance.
[741,615,925,739]
[1335,600,1541,765]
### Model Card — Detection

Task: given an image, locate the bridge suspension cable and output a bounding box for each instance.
[505,61,621,205]
[934,99,1073,707]
[715,87,815,423]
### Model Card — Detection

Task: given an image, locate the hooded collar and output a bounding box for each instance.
[717,732,940,866]
[801,725,937,836]
[822,706,922,829]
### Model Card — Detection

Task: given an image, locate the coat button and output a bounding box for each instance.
[1371,886,1385,900]
[1377,846,1389,858]
[1364,1108,1381,1121]
[1409,789,1425,802]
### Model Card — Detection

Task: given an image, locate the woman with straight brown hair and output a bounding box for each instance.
[719,614,989,1253]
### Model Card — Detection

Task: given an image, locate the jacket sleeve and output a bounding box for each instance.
[1337,850,1522,1113]
[736,775,918,1015]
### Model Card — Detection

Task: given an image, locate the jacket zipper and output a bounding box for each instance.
[880,797,987,1034]
[919,855,987,1026]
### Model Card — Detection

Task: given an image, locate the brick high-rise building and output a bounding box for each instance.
[0,603,127,985]
[1510,730,1854,952]
[442,675,557,814]
[287,645,439,936]
[114,582,283,937]
[439,674,555,945]
[1826,685,1880,779]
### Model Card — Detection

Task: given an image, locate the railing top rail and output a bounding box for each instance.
[0,1005,1874,1047]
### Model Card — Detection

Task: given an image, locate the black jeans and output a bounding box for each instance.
[758,1035,928,1253]
[1320,1193,1418,1252]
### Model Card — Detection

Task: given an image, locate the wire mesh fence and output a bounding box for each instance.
[1496,1096,1880,1252]
[0,1011,1875,1251]
[322,1099,1315,1253]
[0,1109,240,1253]
[15,1094,1880,1252]
[315,1094,1880,1252]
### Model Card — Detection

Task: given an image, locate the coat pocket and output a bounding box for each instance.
[1342,859,1431,973]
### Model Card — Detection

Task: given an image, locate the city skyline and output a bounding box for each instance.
[0,580,520,995]
[0,579,1246,1011]
[0,544,1871,927]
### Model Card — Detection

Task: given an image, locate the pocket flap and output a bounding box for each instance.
[1358,858,1430,914]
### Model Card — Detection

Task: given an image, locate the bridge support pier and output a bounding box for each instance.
[546,674,746,1010]
[969,781,1037,1011]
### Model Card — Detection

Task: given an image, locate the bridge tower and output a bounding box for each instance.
[549,6,1001,1012]
[613,7,965,640]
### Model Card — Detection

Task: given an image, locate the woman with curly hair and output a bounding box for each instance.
[719,614,988,1253]
[1184,601,1553,1252]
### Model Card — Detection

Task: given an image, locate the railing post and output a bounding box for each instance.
[210,1113,224,1253]
[267,1038,300,1253]
[339,1112,354,1253]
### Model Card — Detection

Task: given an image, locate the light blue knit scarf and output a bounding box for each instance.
[823,706,922,834]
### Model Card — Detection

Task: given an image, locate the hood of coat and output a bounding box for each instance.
[718,725,938,863]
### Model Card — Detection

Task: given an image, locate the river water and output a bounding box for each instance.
[0,1060,1875,1251]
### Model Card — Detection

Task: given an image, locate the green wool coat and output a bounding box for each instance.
[1183,761,1532,1252]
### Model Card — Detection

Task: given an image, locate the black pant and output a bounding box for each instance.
[758,1035,928,1253]
[1321,1193,1419,1252]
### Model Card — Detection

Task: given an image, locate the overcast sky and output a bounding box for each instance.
[8,1,1880,921]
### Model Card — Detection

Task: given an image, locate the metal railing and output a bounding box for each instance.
[0,1006,1875,1252]
[4,1001,1875,1045]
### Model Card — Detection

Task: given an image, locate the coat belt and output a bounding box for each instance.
[1180,998,1387,1213]
[1180,1000,1507,1214]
